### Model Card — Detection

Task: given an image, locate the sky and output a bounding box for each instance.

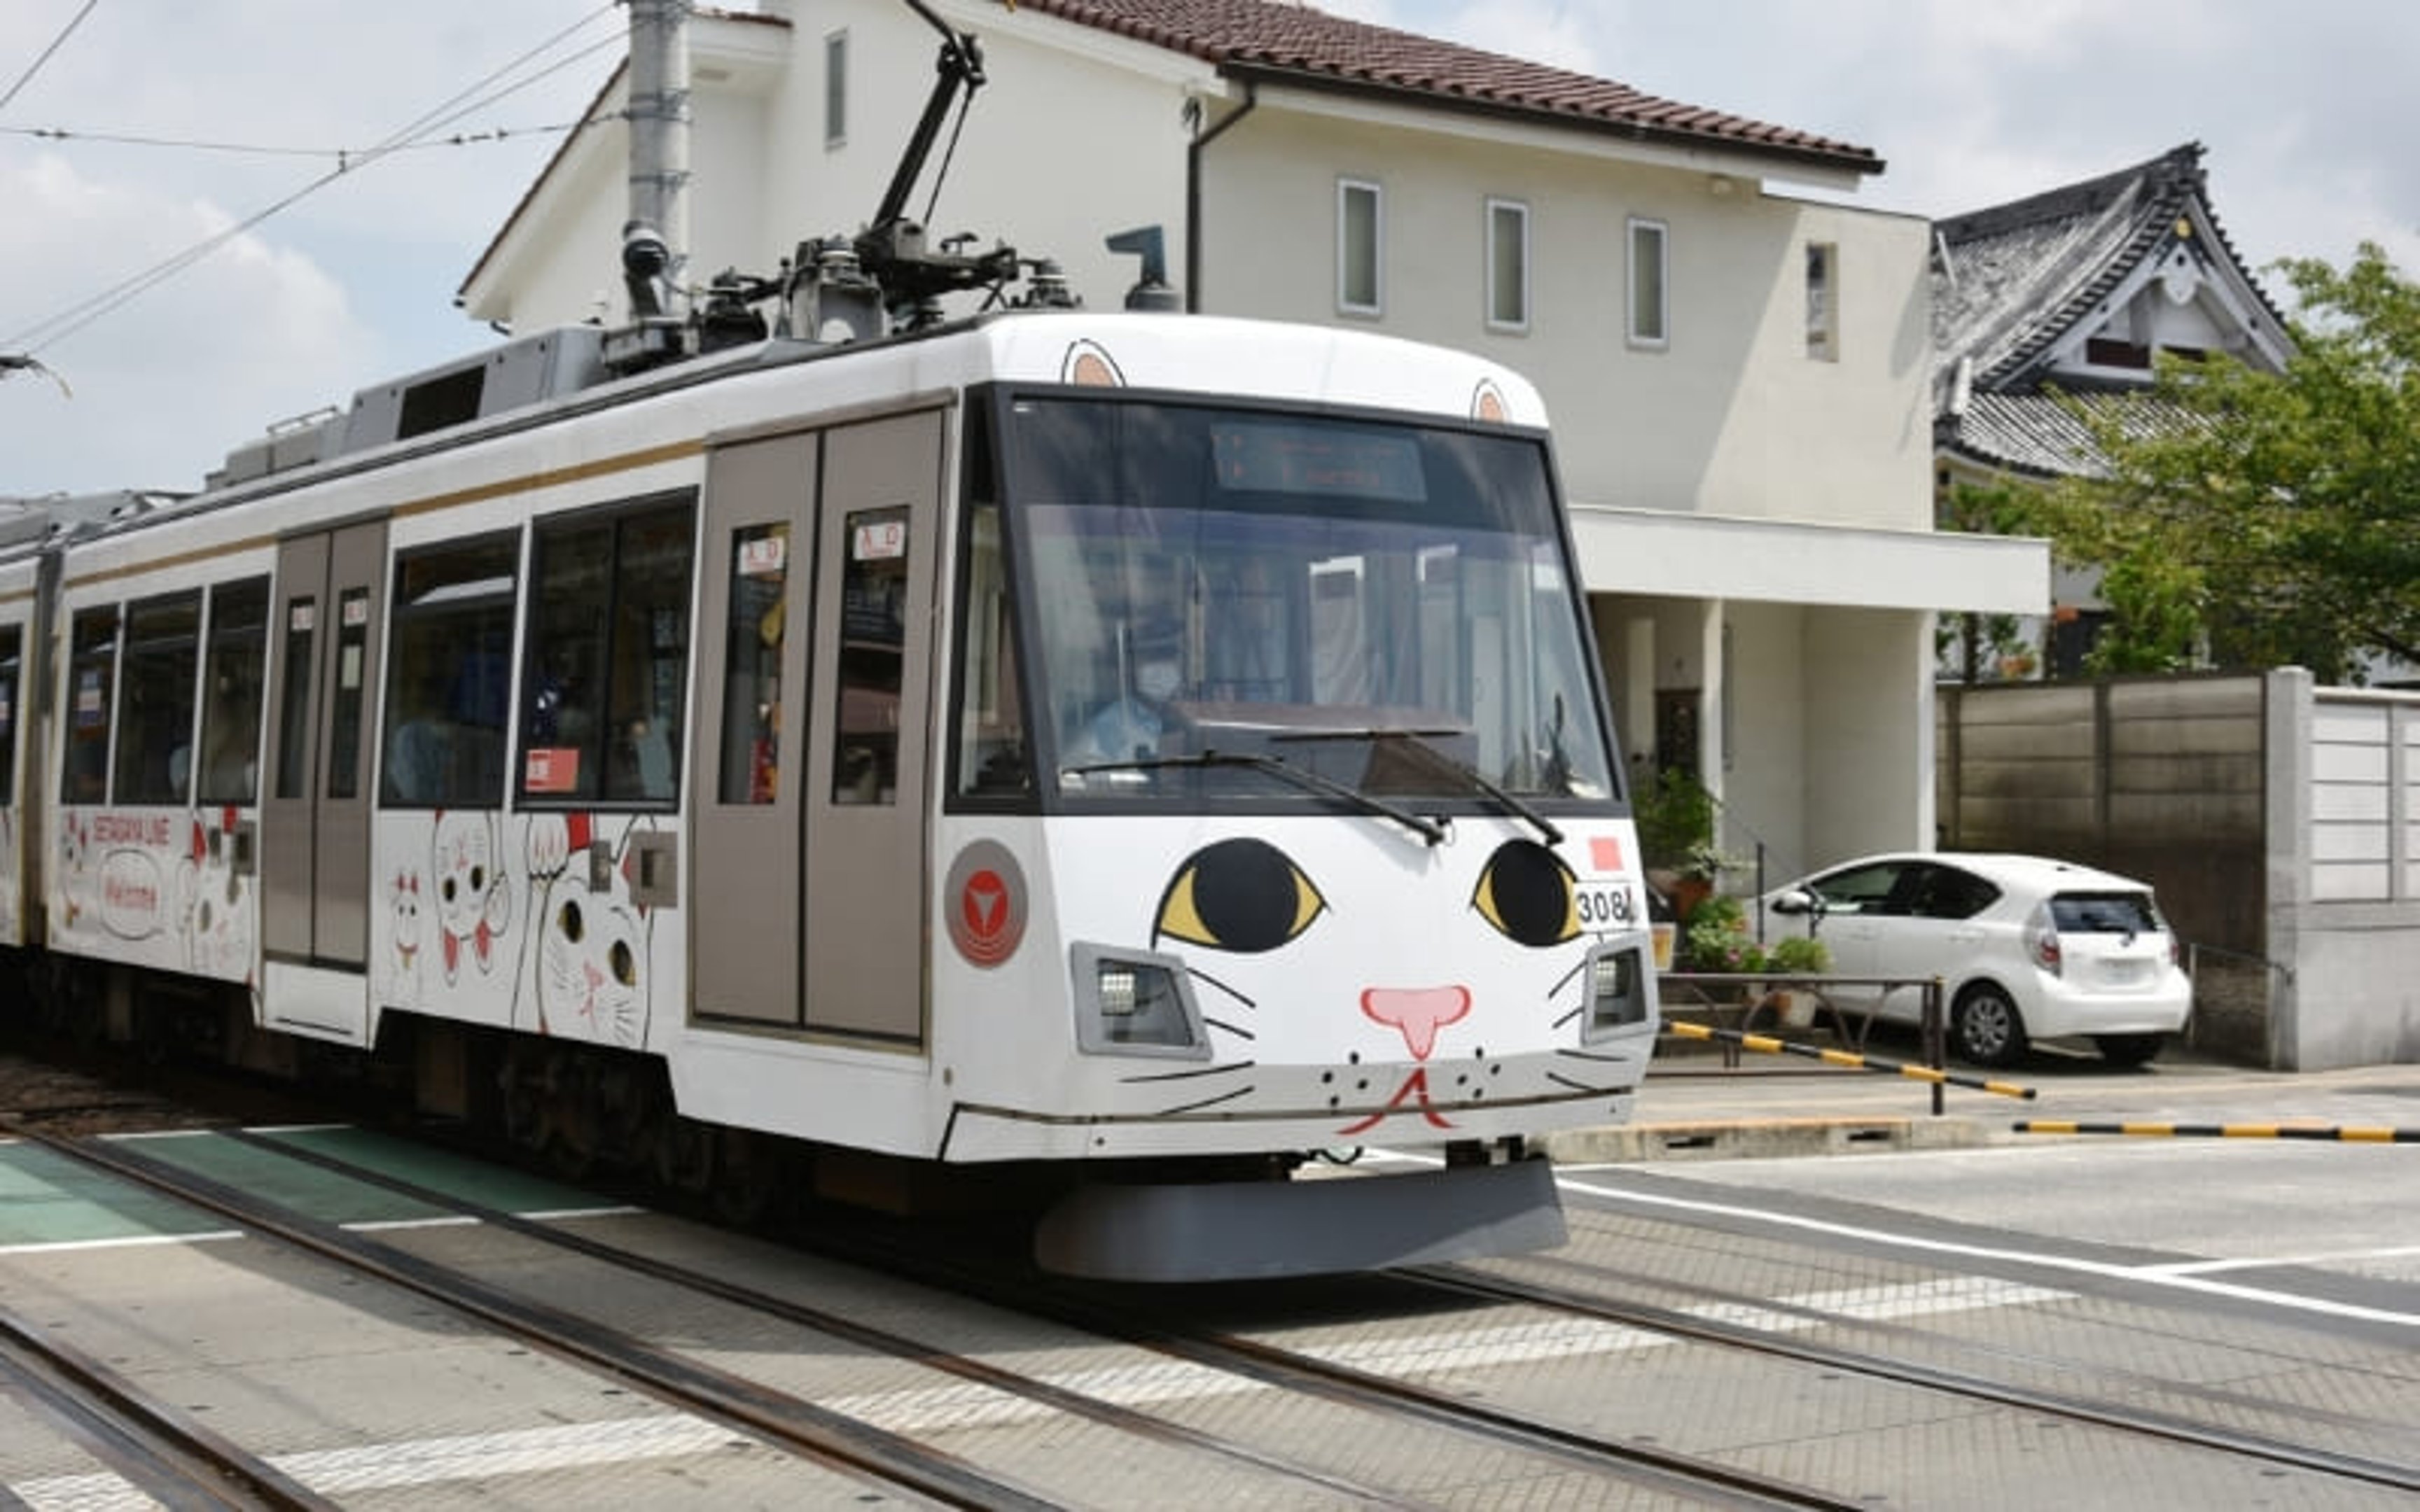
[4,0,2416,500]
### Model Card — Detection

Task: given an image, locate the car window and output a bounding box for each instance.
[2049,891,2161,934]
[1911,864,1999,921]
[1809,862,1905,915]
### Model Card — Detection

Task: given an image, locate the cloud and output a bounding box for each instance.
[2,151,372,498]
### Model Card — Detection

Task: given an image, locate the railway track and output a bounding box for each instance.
[0,1082,2409,1507]
[0,1119,1854,1508]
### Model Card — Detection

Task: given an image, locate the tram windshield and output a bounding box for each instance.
[995,396,1616,810]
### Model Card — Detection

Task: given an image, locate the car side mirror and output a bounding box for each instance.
[1770,888,1820,918]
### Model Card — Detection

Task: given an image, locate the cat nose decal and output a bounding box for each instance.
[1361,986,1471,1060]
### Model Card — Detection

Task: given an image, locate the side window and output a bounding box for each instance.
[824,29,848,148]
[274,594,316,800]
[718,524,790,805]
[1627,216,1669,349]
[833,508,908,805]
[1811,861,1898,916]
[1486,197,1529,332]
[1338,178,1382,317]
[114,590,203,806]
[1806,241,1839,361]
[197,578,269,804]
[63,606,119,804]
[520,494,695,806]
[0,624,20,801]
[381,533,518,808]
[952,496,1027,799]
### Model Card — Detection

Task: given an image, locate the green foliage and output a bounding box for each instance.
[1765,932,1833,974]
[2043,243,2420,678]
[1633,769,1721,878]
[1679,894,1754,972]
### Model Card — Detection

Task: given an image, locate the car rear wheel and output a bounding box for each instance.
[1952,983,2029,1068]
[2093,1032,2164,1068]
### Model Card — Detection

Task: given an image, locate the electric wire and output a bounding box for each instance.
[2,5,622,356]
[1,118,606,162]
[0,0,101,115]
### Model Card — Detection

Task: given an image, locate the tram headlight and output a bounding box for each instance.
[1582,941,1656,1042]
[1071,944,1210,1058]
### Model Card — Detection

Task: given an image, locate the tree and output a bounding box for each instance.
[2036,243,2420,680]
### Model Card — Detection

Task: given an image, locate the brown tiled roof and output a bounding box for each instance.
[1007,0,1881,175]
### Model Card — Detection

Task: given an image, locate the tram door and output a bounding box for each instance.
[801,411,939,1039]
[260,521,384,965]
[692,410,940,1040]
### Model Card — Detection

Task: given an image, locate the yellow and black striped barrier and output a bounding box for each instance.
[1664,1018,2036,1100]
[2016,1120,2419,1142]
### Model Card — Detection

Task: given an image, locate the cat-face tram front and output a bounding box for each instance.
[918,323,1660,1278]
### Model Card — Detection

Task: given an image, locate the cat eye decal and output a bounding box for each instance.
[1471,839,1581,947]
[1153,837,1326,953]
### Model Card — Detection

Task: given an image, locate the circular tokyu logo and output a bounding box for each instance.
[945,840,1027,969]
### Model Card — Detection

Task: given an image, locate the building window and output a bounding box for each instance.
[824,29,848,148]
[1806,241,1838,360]
[1628,217,1668,349]
[520,495,696,806]
[1338,178,1382,316]
[1486,198,1530,332]
[381,533,519,808]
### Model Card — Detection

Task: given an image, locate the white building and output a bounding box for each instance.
[462,0,2046,882]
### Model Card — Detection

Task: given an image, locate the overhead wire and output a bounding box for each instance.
[0,0,101,115]
[2,4,624,356]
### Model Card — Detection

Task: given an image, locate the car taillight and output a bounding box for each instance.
[2026,905,2063,976]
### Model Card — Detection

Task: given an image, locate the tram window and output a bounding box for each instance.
[274,597,315,800]
[718,522,789,805]
[63,606,119,804]
[833,509,907,806]
[520,494,693,806]
[0,624,20,800]
[326,587,370,800]
[952,498,1028,798]
[197,578,267,804]
[381,533,518,808]
[113,590,203,806]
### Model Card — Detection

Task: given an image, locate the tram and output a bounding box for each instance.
[0,10,1659,1282]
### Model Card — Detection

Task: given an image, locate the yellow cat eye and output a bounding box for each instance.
[1472,840,1581,947]
[1154,838,1327,953]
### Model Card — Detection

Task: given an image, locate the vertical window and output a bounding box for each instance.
[381,533,519,808]
[197,578,268,804]
[1628,216,1669,348]
[0,624,20,801]
[64,606,118,804]
[113,591,202,806]
[719,524,790,805]
[326,587,370,800]
[1486,198,1530,332]
[1806,241,1838,360]
[833,508,908,806]
[953,497,1027,799]
[274,596,315,800]
[1337,178,1382,316]
[824,29,848,148]
[520,494,695,806]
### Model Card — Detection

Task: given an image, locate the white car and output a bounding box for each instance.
[1756,852,2193,1068]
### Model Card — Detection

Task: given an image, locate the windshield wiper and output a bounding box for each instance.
[1061,750,1447,846]
[1269,727,1564,847]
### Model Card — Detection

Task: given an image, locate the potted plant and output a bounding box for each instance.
[1634,769,1730,921]
[1760,932,1833,1028]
